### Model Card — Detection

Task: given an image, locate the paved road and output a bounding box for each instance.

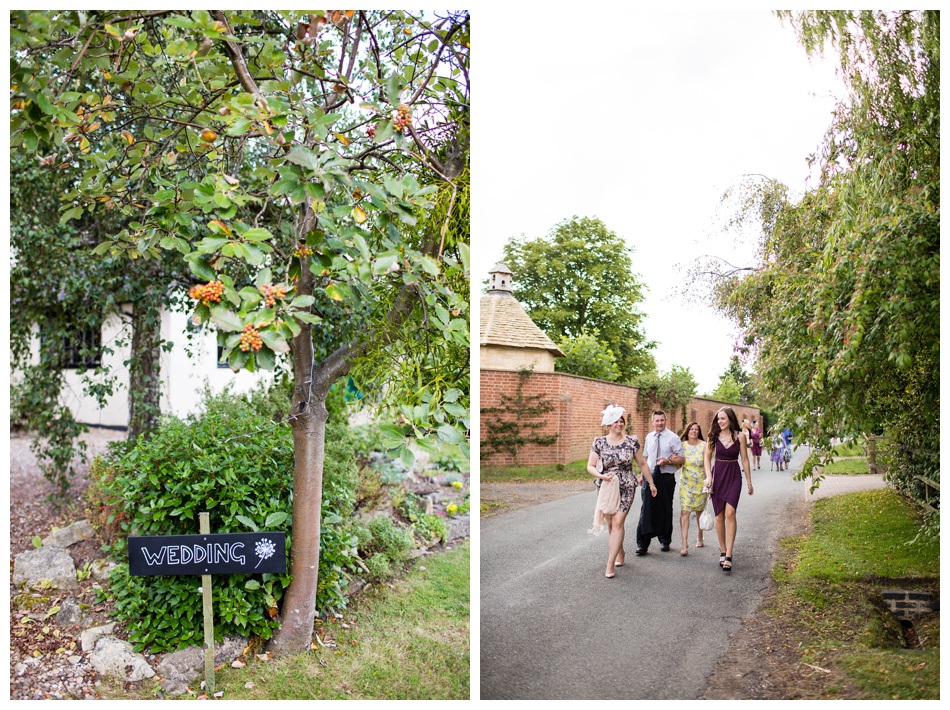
[480,446,886,699]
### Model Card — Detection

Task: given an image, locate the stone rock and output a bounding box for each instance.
[447,514,470,543]
[156,635,247,695]
[90,558,117,582]
[89,637,155,682]
[13,546,79,590]
[56,598,82,627]
[81,622,116,652]
[43,519,95,548]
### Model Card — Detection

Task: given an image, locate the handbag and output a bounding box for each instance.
[699,499,715,531]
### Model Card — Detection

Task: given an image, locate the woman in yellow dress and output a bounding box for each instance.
[678,421,708,556]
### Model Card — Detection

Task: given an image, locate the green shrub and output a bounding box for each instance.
[364,516,414,565]
[413,513,448,544]
[364,552,392,580]
[92,388,359,652]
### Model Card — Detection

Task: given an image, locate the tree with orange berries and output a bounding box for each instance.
[11,9,469,656]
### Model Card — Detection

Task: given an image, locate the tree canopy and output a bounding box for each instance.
[501,216,656,382]
[697,11,938,503]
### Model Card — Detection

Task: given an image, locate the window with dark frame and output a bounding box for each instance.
[40,325,102,369]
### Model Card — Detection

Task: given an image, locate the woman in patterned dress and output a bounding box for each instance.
[702,407,753,572]
[588,405,656,578]
[677,421,707,556]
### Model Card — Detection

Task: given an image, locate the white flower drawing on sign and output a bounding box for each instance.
[254,538,277,569]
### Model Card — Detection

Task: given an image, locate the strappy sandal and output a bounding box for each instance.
[722,556,732,572]
[605,571,616,579]
[719,552,726,568]
[680,547,688,556]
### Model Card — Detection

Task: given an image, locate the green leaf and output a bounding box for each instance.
[285,145,320,172]
[259,329,290,353]
[243,228,272,242]
[235,515,259,532]
[32,536,42,549]
[255,346,276,370]
[59,205,83,224]
[443,388,463,403]
[290,295,315,308]
[244,580,261,590]
[437,425,465,445]
[210,306,244,332]
[186,254,217,281]
[264,511,289,528]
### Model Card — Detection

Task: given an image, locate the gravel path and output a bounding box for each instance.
[10,428,126,700]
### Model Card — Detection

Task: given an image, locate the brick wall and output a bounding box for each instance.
[481,370,760,467]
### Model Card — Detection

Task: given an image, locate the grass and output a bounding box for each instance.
[102,542,470,700]
[481,459,589,483]
[820,458,869,475]
[829,439,866,457]
[768,489,939,699]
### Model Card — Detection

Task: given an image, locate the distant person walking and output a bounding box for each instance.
[770,430,787,471]
[677,421,707,556]
[703,407,753,573]
[749,420,763,470]
[635,410,685,555]
[588,405,656,578]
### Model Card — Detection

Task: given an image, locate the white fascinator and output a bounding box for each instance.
[600,404,626,426]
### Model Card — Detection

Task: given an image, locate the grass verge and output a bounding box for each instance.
[103,541,470,700]
[829,440,866,457]
[820,458,869,475]
[768,489,938,699]
[481,459,589,483]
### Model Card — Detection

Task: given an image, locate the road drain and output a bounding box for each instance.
[881,589,934,649]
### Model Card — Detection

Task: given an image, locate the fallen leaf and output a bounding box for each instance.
[231,659,246,668]
[213,691,224,698]
[244,682,256,689]
[255,653,272,662]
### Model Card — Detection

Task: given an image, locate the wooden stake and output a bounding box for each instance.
[199,512,215,694]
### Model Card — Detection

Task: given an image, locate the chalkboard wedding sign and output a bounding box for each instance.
[128,531,286,577]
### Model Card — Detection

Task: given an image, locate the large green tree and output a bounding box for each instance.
[11,9,469,655]
[501,216,656,381]
[697,11,938,502]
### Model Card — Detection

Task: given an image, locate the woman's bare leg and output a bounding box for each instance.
[606,510,628,575]
[680,510,690,553]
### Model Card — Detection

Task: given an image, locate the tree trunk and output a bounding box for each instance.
[267,204,330,656]
[127,296,162,442]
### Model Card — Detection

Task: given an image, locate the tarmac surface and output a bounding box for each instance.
[479,446,886,700]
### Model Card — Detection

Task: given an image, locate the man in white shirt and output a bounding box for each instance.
[635,410,685,554]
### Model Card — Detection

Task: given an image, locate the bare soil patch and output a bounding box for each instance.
[10,427,127,700]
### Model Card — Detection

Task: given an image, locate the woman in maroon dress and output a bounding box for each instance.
[749,420,763,470]
[702,407,753,572]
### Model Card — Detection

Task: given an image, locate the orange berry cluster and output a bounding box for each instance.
[239,324,263,352]
[391,104,411,132]
[294,244,313,259]
[188,281,225,306]
[259,283,287,307]
[365,124,375,138]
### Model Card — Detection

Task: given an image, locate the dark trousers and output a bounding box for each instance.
[636,471,676,550]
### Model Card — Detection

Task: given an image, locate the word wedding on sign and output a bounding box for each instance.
[129,532,286,577]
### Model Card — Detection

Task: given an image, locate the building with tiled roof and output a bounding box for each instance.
[480,263,564,372]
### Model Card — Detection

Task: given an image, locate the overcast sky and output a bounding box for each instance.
[473,9,846,394]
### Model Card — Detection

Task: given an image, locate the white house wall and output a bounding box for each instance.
[20,301,275,429]
[160,308,275,420]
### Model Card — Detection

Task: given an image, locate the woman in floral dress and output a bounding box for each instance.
[678,421,707,555]
[588,405,656,578]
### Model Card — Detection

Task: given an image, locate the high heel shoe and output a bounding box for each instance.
[719,552,726,568]
[722,556,732,572]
